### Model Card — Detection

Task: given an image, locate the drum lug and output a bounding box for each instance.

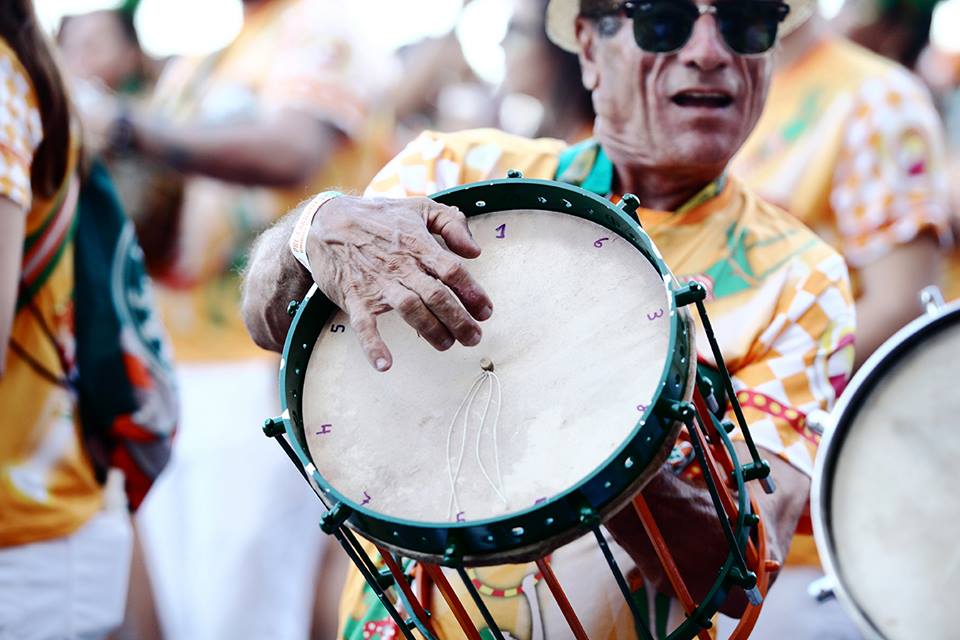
[758,476,776,494]
[579,506,600,527]
[805,409,831,436]
[696,376,722,416]
[740,460,777,494]
[729,566,759,592]
[744,585,763,607]
[286,299,300,317]
[920,285,945,316]
[319,502,353,535]
[619,193,641,218]
[674,281,708,307]
[664,400,696,425]
[262,416,285,438]
[376,567,395,591]
[442,539,462,566]
[807,575,836,603]
[506,169,524,179]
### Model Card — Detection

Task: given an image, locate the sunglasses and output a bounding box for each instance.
[584,0,791,56]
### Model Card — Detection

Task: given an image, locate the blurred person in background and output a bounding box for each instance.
[57,5,181,280]
[732,3,950,638]
[392,32,497,142]
[57,4,157,96]
[497,0,595,141]
[75,0,393,637]
[734,5,949,372]
[0,1,130,637]
[916,13,960,302]
[835,0,938,70]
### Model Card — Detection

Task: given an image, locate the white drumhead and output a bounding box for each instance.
[303,210,677,525]
[829,319,960,639]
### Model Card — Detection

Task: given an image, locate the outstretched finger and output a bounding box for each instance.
[344,298,392,372]
[383,282,456,352]
[419,249,493,322]
[420,200,481,259]
[406,271,482,347]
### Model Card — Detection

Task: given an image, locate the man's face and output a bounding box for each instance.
[575,4,772,175]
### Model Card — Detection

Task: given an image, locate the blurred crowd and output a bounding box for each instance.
[2,0,959,638]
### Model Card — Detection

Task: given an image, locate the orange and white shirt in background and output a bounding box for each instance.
[734,37,950,298]
[734,35,951,566]
[0,38,101,547]
[335,129,856,640]
[147,0,395,362]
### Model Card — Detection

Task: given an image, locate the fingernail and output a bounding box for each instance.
[441,336,455,350]
[465,329,481,346]
[375,358,389,371]
[479,304,493,320]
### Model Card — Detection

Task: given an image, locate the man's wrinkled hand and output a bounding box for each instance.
[305,195,493,372]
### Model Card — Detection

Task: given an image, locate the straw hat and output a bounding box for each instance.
[546,0,816,53]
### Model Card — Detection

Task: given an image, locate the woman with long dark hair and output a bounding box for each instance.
[0,2,134,637]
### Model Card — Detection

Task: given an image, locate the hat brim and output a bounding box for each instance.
[546,0,816,53]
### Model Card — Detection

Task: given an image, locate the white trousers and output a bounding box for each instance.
[137,359,328,640]
[0,507,133,640]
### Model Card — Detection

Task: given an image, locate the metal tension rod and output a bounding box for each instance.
[376,547,438,639]
[455,565,506,640]
[262,419,415,638]
[692,291,776,494]
[592,525,656,640]
[688,409,760,605]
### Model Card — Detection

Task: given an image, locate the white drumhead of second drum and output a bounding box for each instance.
[302,209,680,525]
[828,319,960,640]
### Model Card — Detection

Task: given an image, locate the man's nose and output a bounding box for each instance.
[677,14,732,72]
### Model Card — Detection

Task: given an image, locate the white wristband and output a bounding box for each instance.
[289,190,342,272]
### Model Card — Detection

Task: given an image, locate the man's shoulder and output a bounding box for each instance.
[408,128,568,168]
[367,129,568,196]
[734,179,848,280]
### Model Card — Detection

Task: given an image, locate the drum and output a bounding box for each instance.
[266,177,775,639]
[812,295,960,640]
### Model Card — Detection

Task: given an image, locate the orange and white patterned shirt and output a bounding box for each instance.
[148,0,395,362]
[734,37,950,295]
[0,38,101,547]
[336,129,856,640]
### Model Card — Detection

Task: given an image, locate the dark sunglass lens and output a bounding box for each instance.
[717,2,783,54]
[633,1,699,53]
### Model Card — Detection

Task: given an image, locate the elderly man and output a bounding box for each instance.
[242,0,856,637]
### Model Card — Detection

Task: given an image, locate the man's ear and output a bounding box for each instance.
[575,16,599,91]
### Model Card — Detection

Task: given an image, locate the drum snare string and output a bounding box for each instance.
[446,368,508,519]
[446,375,485,518]
[474,370,507,507]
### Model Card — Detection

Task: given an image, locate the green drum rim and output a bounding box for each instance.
[278,177,694,564]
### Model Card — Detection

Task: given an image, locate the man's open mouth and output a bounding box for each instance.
[670,91,734,108]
